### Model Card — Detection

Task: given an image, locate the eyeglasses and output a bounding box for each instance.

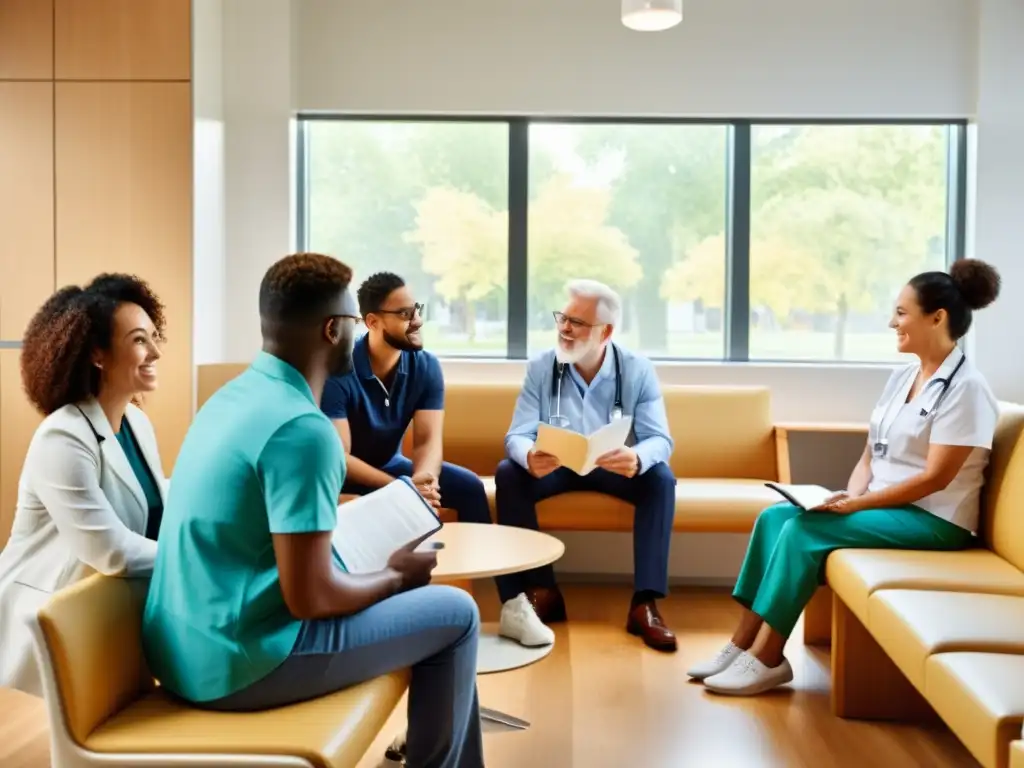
[330,314,363,326]
[553,311,600,330]
[375,303,425,322]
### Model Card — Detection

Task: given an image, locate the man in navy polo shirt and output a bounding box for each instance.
[321,272,553,648]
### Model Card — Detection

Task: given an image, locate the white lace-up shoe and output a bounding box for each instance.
[686,642,744,681]
[499,593,555,647]
[703,651,793,696]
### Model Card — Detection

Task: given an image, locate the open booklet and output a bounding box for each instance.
[331,477,443,574]
[764,482,836,511]
[535,417,634,475]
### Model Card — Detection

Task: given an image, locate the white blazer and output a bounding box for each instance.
[0,397,167,696]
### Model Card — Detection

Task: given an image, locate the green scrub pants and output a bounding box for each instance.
[734,502,974,638]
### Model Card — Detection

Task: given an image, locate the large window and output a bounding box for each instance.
[303,120,509,356]
[527,123,728,358]
[298,118,965,363]
[748,125,952,362]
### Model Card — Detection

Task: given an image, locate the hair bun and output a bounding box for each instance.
[949,258,1001,310]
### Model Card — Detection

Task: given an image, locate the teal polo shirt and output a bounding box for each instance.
[141,352,344,703]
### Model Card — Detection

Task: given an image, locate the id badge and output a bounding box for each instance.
[872,439,889,459]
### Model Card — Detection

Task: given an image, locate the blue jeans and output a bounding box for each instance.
[344,454,492,526]
[493,459,676,603]
[201,586,484,768]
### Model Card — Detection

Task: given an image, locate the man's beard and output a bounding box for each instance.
[554,333,597,364]
[383,328,423,352]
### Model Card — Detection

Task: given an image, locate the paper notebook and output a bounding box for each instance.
[331,477,443,574]
[764,482,835,511]
[535,417,633,475]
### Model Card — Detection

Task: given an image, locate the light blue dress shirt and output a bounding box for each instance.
[505,343,674,474]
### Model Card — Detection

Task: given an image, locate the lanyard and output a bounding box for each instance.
[551,344,624,423]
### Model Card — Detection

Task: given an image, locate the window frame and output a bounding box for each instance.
[295,115,968,364]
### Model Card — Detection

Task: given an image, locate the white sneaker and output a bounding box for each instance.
[686,642,744,680]
[499,593,555,647]
[703,651,793,696]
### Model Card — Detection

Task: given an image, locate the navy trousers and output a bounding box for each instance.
[493,459,676,603]
[343,454,492,526]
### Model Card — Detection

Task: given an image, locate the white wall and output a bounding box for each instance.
[203,0,1022,583]
[221,0,296,359]
[192,0,226,373]
[296,0,978,118]
[968,0,1024,404]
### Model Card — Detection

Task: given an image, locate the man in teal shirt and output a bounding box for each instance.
[142,253,483,768]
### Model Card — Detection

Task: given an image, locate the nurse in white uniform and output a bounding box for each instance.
[687,257,1002,696]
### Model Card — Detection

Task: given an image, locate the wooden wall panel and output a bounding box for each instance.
[0,0,54,80]
[55,82,192,470]
[54,0,190,81]
[0,350,42,548]
[0,82,55,339]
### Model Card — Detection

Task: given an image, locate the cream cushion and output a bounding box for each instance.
[926,653,1024,768]
[826,548,1024,625]
[867,590,1024,689]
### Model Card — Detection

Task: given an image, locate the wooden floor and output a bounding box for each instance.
[1,686,47,768]
[357,583,980,768]
[3,584,979,768]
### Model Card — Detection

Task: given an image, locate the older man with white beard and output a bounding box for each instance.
[493,279,678,652]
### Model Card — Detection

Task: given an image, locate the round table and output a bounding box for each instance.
[425,522,565,676]
[382,522,564,756]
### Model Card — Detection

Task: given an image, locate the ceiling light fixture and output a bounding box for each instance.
[621,0,683,31]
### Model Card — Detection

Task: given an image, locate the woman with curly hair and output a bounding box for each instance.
[686,258,1003,697]
[0,273,170,696]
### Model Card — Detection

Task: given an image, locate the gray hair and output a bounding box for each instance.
[566,279,622,326]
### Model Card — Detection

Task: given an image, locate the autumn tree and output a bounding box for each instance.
[662,233,823,321]
[574,125,727,349]
[407,175,641,339]
[527,176,642,317]
[405,187,506,341]
[749,125,947,358]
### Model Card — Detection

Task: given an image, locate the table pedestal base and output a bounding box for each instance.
[382,625,553,763]
[477,622,554,674]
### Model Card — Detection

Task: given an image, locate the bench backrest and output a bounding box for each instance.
[661,385,776,479]
[980,402,1024,570]
[34,574,153,744]
[443,382,779,480]
[196,365,777,480]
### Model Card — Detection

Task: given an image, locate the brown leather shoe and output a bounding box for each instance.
[524,586,567,624]
[626,601,678,652]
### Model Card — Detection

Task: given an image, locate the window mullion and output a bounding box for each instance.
[507,119,529,359]
[725,121,751,362]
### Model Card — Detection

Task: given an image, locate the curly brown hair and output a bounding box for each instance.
[258,252,354,325]
[20,274,166,415]
[909,258,1001,341]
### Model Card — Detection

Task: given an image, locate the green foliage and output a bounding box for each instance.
[527,176,643,312]
[307,121,949,359]
[572,125,727,347]
[405,187,506,303]
[406,175,643,314]
[663,125,947,357]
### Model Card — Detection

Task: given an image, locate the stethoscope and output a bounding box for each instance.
[871,352,966,458]
[550,343,624,425]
